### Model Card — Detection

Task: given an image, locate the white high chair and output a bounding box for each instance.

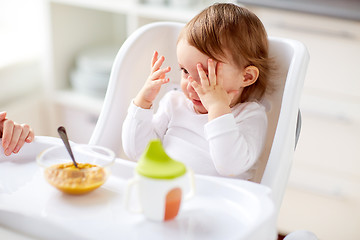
[89,22,316,239]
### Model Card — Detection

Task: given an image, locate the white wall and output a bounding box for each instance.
[0,0,49,135]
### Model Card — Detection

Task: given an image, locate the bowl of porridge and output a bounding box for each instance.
[37,144,115,194]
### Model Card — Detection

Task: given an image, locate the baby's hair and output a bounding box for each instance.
[178,3,272,103]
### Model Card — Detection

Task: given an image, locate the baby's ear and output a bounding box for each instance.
[242,66,259,87]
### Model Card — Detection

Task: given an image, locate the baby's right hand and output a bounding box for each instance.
[134,51,171,109]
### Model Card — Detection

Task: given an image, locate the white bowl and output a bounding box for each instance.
[37,144,115,194]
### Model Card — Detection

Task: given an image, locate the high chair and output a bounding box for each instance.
[89,22,316,239]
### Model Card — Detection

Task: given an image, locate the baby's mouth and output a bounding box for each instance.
[192,99,202,105]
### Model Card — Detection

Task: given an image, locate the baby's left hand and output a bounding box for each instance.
[0,112,34,156]
[190,59,238,120]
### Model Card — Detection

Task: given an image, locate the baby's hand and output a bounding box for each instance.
[0,112,34,156]
[190,59,238,120]
[134,51,171,109]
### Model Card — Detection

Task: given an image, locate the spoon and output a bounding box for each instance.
[57,126,79,168]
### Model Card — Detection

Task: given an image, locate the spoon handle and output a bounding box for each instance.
[57,126,78,168]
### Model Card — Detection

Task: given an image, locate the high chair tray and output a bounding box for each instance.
[0,136,276,240]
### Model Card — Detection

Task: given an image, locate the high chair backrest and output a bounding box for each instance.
[257,37,309,212]
[89,22,183,157]
[89,21,310,213]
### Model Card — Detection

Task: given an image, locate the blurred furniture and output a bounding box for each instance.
[88,21,314,239]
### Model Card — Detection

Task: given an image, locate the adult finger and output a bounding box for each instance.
[2,119,14,150]
[0,112,6,134]
[0,111,6,121]
[25,128,35,143]
[13,124,31,153]
[4,123,22,156]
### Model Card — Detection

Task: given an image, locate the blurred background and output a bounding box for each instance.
[1,0,359,239]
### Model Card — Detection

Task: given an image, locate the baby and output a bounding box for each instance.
[0,111,34,156]
[122,3,272,180]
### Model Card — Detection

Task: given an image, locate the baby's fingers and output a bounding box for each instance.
[189,76,202,93]
[151,51,159,68]
[150,66,171,80]
[154,78,170,85]
[208,59,216,86]
[197,63,209,87]
[216,62,224,86]
[151,55,166,73]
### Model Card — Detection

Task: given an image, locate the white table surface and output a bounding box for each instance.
[0,136,277,240]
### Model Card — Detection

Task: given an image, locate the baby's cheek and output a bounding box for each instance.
[223,80,240,93]
[180,79,189,92]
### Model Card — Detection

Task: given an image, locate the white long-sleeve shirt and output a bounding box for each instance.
[122,90,267,180]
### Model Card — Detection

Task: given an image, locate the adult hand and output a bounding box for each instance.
[0,111,34,156]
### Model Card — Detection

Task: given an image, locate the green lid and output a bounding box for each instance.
[136,139,187,179]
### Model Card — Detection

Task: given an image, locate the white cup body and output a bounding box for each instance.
[125,172,194,221]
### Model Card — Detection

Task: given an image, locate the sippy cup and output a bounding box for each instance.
[124,139,195,221]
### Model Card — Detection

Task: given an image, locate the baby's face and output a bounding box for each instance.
[176,39,243,114]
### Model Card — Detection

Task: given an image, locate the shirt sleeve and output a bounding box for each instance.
[204,103,267,177]
[122,94,171,161]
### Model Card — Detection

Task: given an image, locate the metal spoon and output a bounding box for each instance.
[57,126,78,168]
